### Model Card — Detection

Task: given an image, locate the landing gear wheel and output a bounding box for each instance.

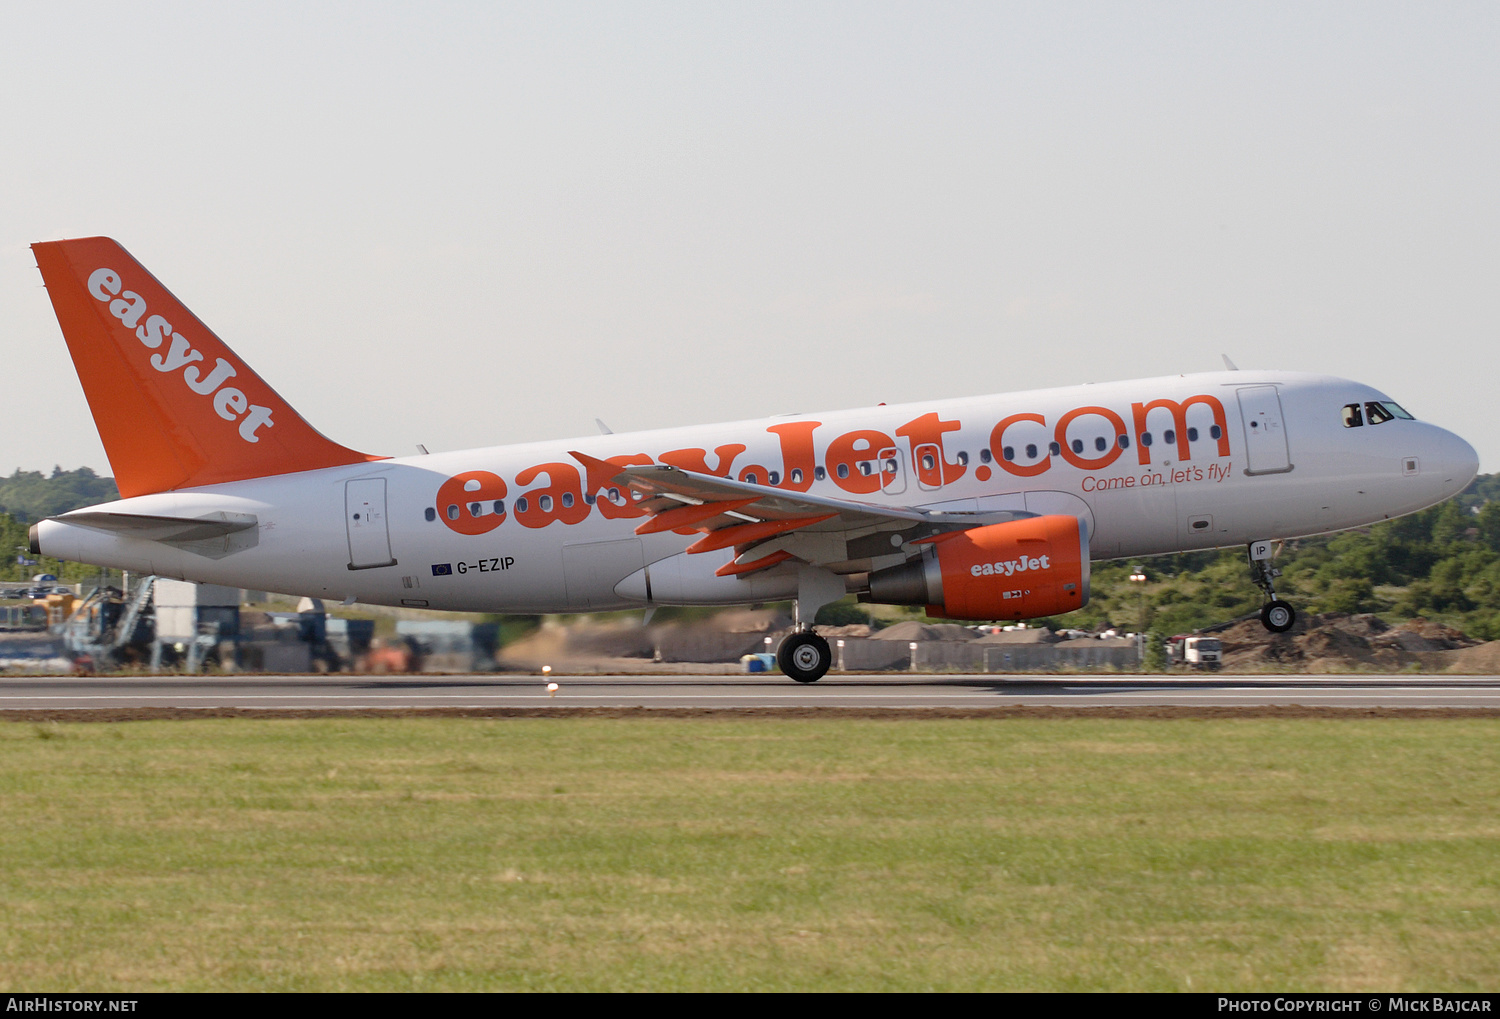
[1248,542,1296,635]
[1260,599,1296,633]
[777,632,832,683]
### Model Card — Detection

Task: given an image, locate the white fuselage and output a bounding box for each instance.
[37,370,1479,615]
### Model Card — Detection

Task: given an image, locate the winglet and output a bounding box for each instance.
[33,237,383,498]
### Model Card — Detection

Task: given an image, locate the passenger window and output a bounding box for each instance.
[1210,425,1222,440]
[1142,432,1153,447]
[516,497,529,513]
[1071,439,1084,454]
[814,466,826,481]
[1164,429,1175,445]
[446,504,460,520]
[561,492,573,508]
[1024,444,1037,460]
[884,459,897,474]
[745,471,760,484]
[956,451,969,466]
[1117,435,1129,449]
[493,500,506,515]
[425,507,436,522]
[790,468,804,484]
[1094,436,1107,452]
[1049,441,1061,456]
[1365,402,1394,425]
[979,448,992,464]
[837,463,849,479]
[538,495,553,512]
[1342,404,1364,427]
[768,471,781,485]
[1002,446,1015,461]
[1187,427,1198,442]
[922,453,936,471]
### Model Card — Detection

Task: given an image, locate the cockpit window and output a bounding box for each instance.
[1346,401,1414,427]
[1368,402,1410,426]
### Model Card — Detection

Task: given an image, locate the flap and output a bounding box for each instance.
[569,450,1031,569]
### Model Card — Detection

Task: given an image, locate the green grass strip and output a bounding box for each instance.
[1,717,1497,991]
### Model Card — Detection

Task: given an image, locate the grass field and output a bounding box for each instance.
[1,715,1497,991]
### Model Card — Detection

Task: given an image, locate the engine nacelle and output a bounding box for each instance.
[865,514,1090,621]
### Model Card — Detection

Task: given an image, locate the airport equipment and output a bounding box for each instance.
[1167,634,1223,670]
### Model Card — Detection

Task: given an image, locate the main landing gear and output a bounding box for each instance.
[777,630,832,683]
[1248,540,1297,633]
[774,565,844,683]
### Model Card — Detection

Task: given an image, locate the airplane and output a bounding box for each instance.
[27,237,1480,682]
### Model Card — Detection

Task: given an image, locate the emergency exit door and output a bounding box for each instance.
[346,478,397,570]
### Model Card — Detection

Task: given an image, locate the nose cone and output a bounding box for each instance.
[1433,427,1480,500]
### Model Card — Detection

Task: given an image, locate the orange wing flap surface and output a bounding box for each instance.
[714,550,794,577]
[633,498,759,535]
[683,515,838,555]
[568,450,1041,573]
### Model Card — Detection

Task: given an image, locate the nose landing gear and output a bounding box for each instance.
[1248,540,1297,633]
[1259,598,1296,632]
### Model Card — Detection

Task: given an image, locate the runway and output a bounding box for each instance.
[3,673,1500,712]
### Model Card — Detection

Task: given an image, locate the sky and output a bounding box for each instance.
[3,1,1497,476]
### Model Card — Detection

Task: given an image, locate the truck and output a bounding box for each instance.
[1167,634,1223,670]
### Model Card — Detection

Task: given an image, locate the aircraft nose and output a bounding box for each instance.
[1430,427,1480,498]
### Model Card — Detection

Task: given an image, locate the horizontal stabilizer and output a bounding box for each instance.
[54,510,258,543]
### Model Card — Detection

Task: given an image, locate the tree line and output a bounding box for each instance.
[0,467,119,584]
[1074,474,1500,638]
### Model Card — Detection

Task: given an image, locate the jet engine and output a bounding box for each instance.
[863,514,1090,620]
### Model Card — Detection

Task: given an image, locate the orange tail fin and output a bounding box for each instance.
[33,237,383,498]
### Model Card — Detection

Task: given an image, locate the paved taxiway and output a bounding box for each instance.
[3,674,1500,711]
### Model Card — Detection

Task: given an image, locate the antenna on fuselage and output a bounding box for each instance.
[1222,355,1239,371]
[596,418,614,435]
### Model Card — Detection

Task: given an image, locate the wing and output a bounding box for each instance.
[570,451,1032,577]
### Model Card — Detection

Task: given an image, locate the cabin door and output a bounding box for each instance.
[1237,386,1293,475]
[346,478,397,570]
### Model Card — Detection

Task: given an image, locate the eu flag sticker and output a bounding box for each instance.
[431,563,453,576]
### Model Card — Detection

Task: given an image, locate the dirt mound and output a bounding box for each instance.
[1431,642,1500,674]
[1382,618,1480,652]
[869,621,978,642]
[708,608,794,633]
[1212,611,1489,672]
[815,624,874,638]
[975,628,1060,645]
